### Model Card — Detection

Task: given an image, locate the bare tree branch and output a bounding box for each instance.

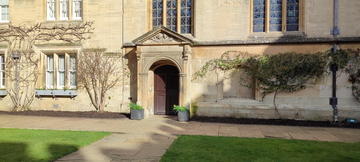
[0,21,94,111]
[77,48,128,113]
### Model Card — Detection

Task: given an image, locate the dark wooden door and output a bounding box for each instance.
[154,65,179,115]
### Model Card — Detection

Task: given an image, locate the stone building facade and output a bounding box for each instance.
[0,0,360,121]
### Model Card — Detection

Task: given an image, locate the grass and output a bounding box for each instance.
[161,135,360,162]
[0,128,111,162]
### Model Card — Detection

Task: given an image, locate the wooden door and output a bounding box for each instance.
[154,65,179,115]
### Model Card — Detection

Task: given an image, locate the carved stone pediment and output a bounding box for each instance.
[144,33,181,44]
[132,26,193,45]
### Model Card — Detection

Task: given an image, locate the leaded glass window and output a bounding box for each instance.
[252,0,300,32]
[69,55,76,88]
[47,0,56,21]
[180,0,191,34]
[60,0,69,20]
[153,0,163,29]
[0,0,9,22]
[269,0,282,31]
[286,0,299,31]
[73,0,82,20]
[253,0,265,32]
[166,0,177,31]
[152,0,192,34]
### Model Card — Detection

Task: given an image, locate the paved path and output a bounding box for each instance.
[1,114,360,162]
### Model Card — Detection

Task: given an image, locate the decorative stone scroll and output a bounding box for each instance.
[145,33,180,44]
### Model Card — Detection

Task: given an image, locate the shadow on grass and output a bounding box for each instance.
[0,142,30,162]
[0,142,79,162]
[48,144,79,161]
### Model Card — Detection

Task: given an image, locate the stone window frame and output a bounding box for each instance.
[148,0,194,35]
[47,0,82,21]
[0,0,9,23]
[250,0,303,33]
[44,53,77,90]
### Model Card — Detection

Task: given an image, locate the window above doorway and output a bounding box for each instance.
[151,0,193,34]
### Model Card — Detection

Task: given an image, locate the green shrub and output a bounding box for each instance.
[128,102,143,110]
[173,105,188,112]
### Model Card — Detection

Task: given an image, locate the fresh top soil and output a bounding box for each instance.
[0,110,359,128]
[191,116,360,129]
[0,110,128,119]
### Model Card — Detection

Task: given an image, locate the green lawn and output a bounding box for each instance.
[0,128,111,162]
[161,135,360,162]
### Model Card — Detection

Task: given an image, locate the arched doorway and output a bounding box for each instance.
[154,65,179,115]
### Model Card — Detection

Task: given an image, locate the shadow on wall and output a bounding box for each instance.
[125,48,138,105]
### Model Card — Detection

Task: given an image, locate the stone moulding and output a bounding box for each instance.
[35,90,77,100]
[0,90,7,100]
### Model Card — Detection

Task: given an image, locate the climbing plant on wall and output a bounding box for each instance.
[345,48,360,103]
[194,51,329,117]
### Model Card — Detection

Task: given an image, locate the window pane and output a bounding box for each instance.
[47,56,54,71]
[0,56,3,70]
[59,55,65,71]
[70,72,76,87]
[153,0,163,29]
[1,72,4,87]
[269,0,282,31]
[47,0,56,20]
[70,55,76,70]
[287,0,299,31]
[47,55,54,88]
[69,55,76,87]
[59,72,65,87]
[60,0,69,19]
[180,0,191,34]
[73,0,82,19]
[0,0,9,5]
[47,71,54,87]
[0,55,3,87]
[166,0,177,32]
[1,5,8,21]
[253,0,265,32]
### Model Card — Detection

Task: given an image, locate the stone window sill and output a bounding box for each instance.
[35,90,77,100]
[0,89,7,100]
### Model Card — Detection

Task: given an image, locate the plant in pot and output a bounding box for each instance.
[129,102,144,120]
[173,105,190,122]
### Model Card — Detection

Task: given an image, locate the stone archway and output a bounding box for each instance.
[136,52,190,118]
[132,26,193,118]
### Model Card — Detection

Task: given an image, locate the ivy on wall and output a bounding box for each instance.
[194,49,359,117]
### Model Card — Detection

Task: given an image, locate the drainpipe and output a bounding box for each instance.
[330,0,339,123]
[121,0,125,112]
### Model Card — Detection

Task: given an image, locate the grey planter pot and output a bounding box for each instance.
[177,110,190,122]
[131,109,144,120]
[0,90,7,97]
